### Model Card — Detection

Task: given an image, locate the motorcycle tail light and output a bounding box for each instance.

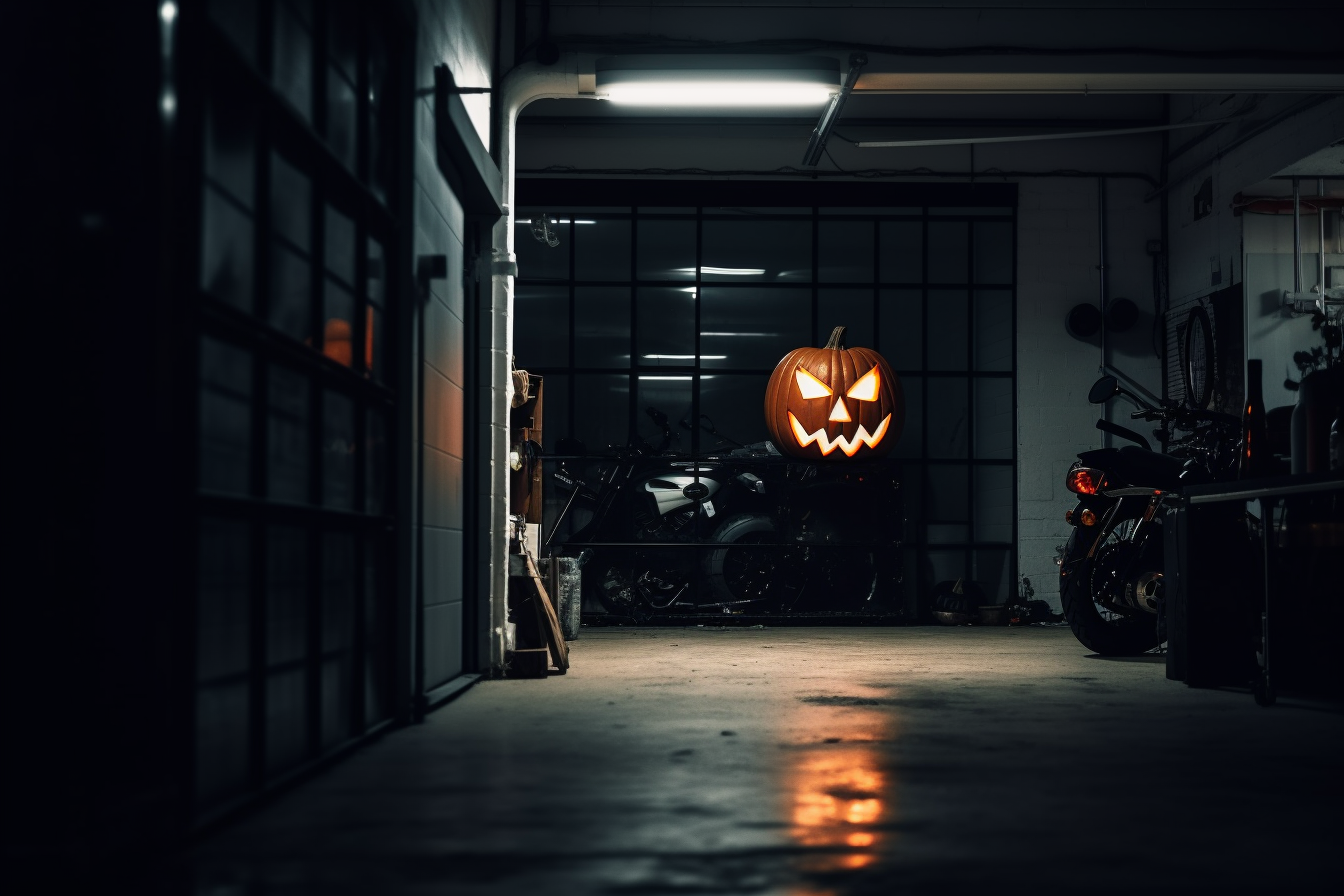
[1066,467,1106,495]
[1080,509,1097,526]
[1064,509,1073,523]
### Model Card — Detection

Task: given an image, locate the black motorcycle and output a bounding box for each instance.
[1058,374,1242,655]
[546,409,899,621]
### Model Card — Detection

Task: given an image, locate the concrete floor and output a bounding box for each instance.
[185,627,1342,895]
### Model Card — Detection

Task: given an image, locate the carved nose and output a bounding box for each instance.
[829,397,851,422]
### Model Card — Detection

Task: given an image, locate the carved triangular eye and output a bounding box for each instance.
[795,368,833,399]
[846,367,880,401]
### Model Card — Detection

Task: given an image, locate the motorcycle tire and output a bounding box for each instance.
[1059,504,1164,656]
[703,514,788,611]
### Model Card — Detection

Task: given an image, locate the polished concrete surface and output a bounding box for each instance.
[187,627,1342,895]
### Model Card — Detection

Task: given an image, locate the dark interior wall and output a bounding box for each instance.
[10,0,188,865]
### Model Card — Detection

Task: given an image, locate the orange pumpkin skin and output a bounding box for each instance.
[764,326,904,461]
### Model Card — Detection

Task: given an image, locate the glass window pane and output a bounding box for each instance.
[900,463,923,543]
[195,679,250,810]
[323,391,356,510]
[204,96,255,207]
[635,375,693,452]
[973,547,1011,603]
[574,219,631,282]
[974,290,1013,372]
[818,289,874,352]
[700,287,810,370]
[268,524,308,665]
[974,377,1014,459]
[702,220,811,283]
[367,304,384,381]
[928,221,968,284]
[636,219,696,281]
[367,16,390,203]
[325,205,355,285]
[573,374,629,453]
[201,188,255,313]
[974,221,1013,285]
[928,291,968,371]
[574,287,630,368]
[514,285,569,368]
[273,0,313,124]
[366,407,388,515]
[269,242,312,344]
[366,238,385,305]
[321,532,355,749]
[699,374,771,450]
[271,152,311,253]
[878,289,922,370]
[366,237,385,380]
[364,535,391,726]
[267,667,307,773]
[538,374,569,453]
[927,377,968,458]
[200,337,252,494]
[927,464,969,523]
[515,214,570,281]
[974,465,1013,543]
[879,221,922,283]
[322,280,356,367]
[818,220,873,282]
[891,375,922,460]
[928,549,971,595]
[636,287,696,362]
[198,517,251,682]
[267,365,310,503]
[327,0,358,82]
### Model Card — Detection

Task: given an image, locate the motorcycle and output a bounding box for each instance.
[1057,374,1243,655]
[546,409,899,621]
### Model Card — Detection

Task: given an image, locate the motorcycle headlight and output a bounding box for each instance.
[1065,464,1107,495]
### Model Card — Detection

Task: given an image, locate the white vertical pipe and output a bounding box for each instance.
[1293,177,1301,294]
[486,58,597,673]
[1319,178,1326,297]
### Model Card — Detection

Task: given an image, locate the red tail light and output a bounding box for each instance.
[1066,467,1106,495]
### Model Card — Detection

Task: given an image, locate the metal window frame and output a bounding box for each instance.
[514,180,1018,613]
[185,0,414,831]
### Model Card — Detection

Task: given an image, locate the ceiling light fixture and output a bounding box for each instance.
[597,55,839,107]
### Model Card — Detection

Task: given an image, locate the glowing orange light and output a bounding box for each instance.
[847,832,875,848]
[795,368,833,399]
[1067,468,1105,495]
[846,367,880,402]
[1081,509,1097,526]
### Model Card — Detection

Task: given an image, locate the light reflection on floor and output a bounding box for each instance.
[781,693,895,888]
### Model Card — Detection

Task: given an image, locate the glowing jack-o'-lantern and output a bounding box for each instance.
[764,326,903,460]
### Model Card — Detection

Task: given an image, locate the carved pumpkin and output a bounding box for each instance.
[764,326,903,460]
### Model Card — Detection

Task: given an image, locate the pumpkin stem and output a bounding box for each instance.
[823,326,847,350]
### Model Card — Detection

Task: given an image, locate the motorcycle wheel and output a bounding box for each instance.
[587,548,693,622]
[703,514,789,612]
[1059,505,1164,656]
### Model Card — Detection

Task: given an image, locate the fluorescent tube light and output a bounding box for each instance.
[597,56,839,108]
[676,267,766,276]
[642,355,727,360]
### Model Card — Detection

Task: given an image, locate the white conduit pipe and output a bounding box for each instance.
[487,58,599,672]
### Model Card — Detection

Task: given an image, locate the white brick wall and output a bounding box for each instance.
[1016,177,1162,610]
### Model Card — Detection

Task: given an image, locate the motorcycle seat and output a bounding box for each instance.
[1116,445,1187,491]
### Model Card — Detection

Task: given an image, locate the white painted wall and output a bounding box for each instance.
[415,0,497,680]
[1164,95,1344,411]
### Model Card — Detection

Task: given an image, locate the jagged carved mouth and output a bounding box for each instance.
[789,413,891,457]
